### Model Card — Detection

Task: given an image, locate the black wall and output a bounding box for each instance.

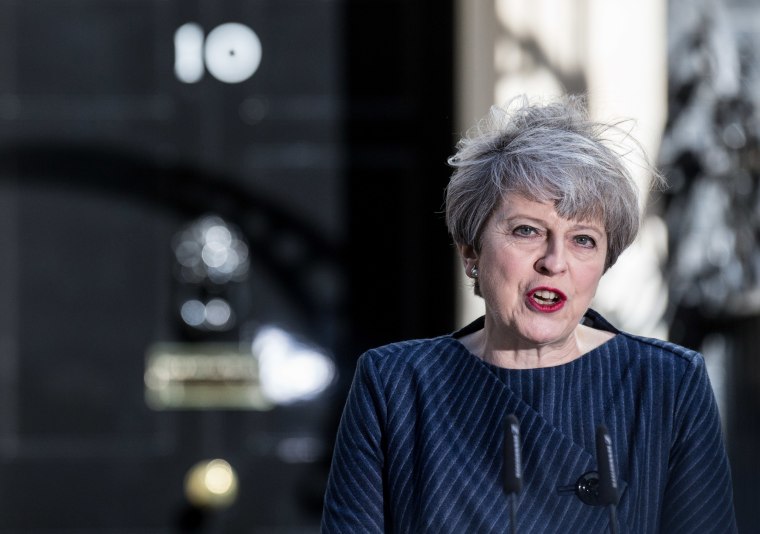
[0,0,454,531]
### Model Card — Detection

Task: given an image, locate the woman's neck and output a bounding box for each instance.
[459,323,615,369]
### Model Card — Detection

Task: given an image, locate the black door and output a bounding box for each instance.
[0,0,454,531]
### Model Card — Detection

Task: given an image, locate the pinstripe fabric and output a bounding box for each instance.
[321,310,737,533]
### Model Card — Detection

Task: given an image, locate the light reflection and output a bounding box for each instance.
[180,299,206,327]
[205,298,232,329]
[201,240,229,269]
[145,325,336,410]
[184,459,238,509]
[276,436,325,464]
[253,325,336,405]
[172,214,250,285]
[205,459,235,495]
[179,298,235,331]
[175,241,202,268]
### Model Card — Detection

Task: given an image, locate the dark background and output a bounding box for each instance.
[0,0,455,531]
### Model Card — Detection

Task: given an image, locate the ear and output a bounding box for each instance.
[458,243,479,277]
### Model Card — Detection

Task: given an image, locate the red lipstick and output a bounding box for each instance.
[526,286,567,313]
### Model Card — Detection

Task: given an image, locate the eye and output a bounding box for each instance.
[514,225,538,237]
[574,235,597,248]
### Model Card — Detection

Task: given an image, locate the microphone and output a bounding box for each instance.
[503,414,522,534]
[595,424,620,534]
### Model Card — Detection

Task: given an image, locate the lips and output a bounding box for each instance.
[527,286,567,312]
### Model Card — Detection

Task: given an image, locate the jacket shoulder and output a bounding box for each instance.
[618,331,705,370]
[361,334,459,368]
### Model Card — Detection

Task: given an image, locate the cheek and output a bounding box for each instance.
[578,266,605,293]
[480,252,529,292]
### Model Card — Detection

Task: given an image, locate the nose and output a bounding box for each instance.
[535,237,568,275]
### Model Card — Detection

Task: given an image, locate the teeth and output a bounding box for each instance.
[533,290,559,302]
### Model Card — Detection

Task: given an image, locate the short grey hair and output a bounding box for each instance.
[445,94,659,270]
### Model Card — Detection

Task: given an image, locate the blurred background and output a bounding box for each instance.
[0,0,756,532]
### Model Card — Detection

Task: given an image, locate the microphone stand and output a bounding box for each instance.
[508,493,517,534]
[503,414,522,534]
[595,424,620,534]
[607,503,619,534]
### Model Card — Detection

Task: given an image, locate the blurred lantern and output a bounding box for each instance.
[173,214,250,285]
[172,214,249,334]
[184,459,239,509]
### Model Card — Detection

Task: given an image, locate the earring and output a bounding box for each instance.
[471,266,479,278]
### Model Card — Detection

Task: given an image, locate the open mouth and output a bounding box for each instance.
[527,287,567,311]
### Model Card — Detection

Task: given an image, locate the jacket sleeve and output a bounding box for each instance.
[661,354,737,533]
[321,353,387,533]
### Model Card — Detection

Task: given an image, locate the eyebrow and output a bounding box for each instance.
[570,222,605,234]
[500,214,605,234]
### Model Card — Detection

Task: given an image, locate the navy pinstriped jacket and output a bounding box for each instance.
[321,310,737,533]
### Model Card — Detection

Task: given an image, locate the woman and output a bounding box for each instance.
[321,96,737,533]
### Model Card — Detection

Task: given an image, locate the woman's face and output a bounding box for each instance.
[461,194,608,349]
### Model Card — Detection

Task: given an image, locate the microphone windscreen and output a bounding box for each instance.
[595,424,620,506]
[503,414,522,494]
